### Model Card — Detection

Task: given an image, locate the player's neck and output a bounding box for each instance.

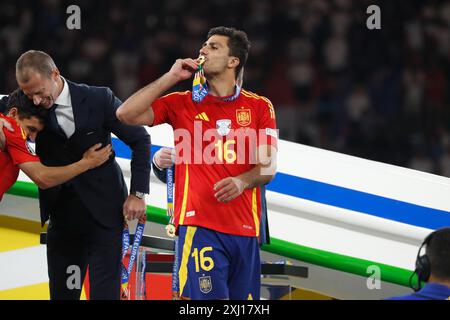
[55,76,64,99]
[428,275,450,288]
[207,74,236,98]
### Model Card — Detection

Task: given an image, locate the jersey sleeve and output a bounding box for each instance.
[151,92,186,126]
[5,127,40,166]
[257,97,278,149]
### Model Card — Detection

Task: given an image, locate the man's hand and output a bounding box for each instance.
[81,143,113,169]
[0,118,14,151]
[168,58,199,82]
[154,147,175,169]
[214,177,246,203]
[123,195,146,221]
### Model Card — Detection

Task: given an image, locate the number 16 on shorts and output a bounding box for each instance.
[191,247,215,272]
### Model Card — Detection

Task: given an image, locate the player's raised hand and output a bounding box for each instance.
[214,177,246,203]
[168,58,199,82]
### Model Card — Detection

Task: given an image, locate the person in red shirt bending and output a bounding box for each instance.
[117,26,277,300]
[0,89,112,201]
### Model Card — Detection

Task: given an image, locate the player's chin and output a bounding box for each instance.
[41,100,53,109]
[203,68,218,77]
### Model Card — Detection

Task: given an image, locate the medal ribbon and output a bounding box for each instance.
[192,63,241,103]
[165,165,180,299]
[121,214,146,300]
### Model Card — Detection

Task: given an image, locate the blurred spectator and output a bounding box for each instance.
[409,149,435,173]
[439,148,450,177]
[345,85,371,122]
[387,227,450,300]
[0,0,449,175]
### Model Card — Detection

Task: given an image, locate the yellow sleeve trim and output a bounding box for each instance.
[161,91,190,99]
[241,90,275,119]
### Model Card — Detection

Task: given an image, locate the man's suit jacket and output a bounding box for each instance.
[0,81,151,228]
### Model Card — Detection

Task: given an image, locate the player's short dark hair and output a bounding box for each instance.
[6,89,48,123]
[16,50,57,83]
[426,227,450,280]
[207,26,251,78]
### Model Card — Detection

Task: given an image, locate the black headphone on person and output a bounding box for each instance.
[409,233,433,292]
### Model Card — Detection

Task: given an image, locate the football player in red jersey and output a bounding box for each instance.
[117,27,277,300]
[0,89,112,201]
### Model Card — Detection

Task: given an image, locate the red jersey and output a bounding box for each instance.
[152,89,277,237]
[0,114,40,201]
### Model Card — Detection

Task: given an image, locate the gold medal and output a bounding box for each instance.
[166,224,176,238]
[197,55,206,66]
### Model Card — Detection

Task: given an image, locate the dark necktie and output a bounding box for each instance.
[47,104,65,137]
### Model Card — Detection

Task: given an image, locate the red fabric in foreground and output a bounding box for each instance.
[84,253,173,300]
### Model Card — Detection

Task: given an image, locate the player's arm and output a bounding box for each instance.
[214,144,277,203]
[0,117,14,151]
[237,144,277,188]
[0,98,10,150]
[18,143,112,190]
[116,58,199,126]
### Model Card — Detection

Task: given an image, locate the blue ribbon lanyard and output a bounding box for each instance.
[121,215,146,300]
[165,165,180,299]
[165,163,176,236]
[167,165,174,217]
[192,63,241,103]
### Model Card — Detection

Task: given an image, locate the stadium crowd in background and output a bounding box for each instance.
[0,0,449,175]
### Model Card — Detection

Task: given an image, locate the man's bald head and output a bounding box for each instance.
[15,50,62,109]
[16,50,57,83]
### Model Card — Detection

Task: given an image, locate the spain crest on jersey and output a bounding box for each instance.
[199,275,212,294]
[236,109,251,127]
[26,141,36,156]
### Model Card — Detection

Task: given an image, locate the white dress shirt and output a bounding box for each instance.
[54,77,75,138]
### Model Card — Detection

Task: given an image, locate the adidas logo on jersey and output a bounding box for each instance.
[195,112,209,121]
